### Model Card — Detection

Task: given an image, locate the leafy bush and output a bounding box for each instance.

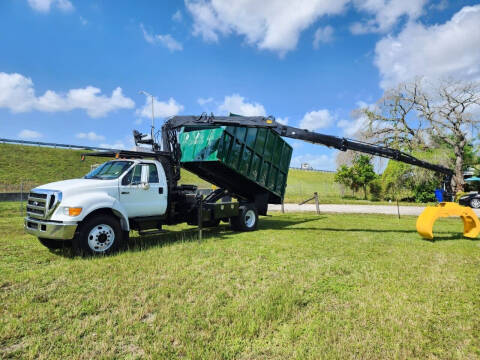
[412,180,439,203]
[368,179,382,201]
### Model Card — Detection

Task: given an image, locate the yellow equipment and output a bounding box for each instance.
[416,202,480,239]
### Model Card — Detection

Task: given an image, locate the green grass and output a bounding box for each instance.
[1,202,479,359]
[0,143,424,205]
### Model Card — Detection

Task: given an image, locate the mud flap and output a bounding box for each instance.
[416,202,480,240]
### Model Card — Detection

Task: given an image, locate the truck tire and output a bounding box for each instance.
[73,215,124,256]
[38,238,70,250]
[470,198,480,208]
[230,204,258,231]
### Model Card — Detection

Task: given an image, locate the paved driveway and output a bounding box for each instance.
[269,203,480,216]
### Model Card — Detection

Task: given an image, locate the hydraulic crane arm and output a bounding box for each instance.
[134,114,454,197]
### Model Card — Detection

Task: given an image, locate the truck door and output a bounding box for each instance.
[119,163,166,217]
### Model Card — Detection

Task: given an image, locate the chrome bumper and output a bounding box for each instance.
[24,217,77,240]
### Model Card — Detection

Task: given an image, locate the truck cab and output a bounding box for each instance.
[24,159,170,255]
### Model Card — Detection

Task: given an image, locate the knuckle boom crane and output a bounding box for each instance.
[144,114,454,200]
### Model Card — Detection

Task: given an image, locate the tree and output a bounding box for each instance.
[335,155,377,199]
[351,155,377,199]
[334,165,354,196]
[363,78,480,192]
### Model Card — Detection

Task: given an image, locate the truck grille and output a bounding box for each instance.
[26,190,61,220]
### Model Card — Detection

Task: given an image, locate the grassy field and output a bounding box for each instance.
[0,143,421,205]
[1,202,479,359]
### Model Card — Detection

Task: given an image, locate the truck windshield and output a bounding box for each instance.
[84,161,133,180]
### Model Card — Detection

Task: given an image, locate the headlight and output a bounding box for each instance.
[63,207,82,216]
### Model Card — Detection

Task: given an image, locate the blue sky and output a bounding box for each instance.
[1,0,479,170]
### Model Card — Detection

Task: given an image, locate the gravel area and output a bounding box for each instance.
[269,203,480,216]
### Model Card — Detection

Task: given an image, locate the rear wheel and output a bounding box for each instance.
[470,198,480,208]
[38,238,70,250]
[230,204,258,231]
[73,215,124,256]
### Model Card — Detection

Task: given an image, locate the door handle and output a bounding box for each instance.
[158,187,163,194]
[121,191,130,194]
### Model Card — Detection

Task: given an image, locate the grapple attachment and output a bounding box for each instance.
[416,202,480,240]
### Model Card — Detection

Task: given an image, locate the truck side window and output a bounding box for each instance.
[148,164,159,183]
[122,165,142,185]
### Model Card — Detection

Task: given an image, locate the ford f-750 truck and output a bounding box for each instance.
[25,114,454,256]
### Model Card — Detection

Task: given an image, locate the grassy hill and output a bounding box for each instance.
[0,143,350,202]
[1,202,479,358]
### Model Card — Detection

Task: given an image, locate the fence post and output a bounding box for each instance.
[198,196,203,240]
[281,199,284,214]
[314,192,320,215]
[20,182,24,217]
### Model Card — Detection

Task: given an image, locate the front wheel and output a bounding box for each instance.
[230,204,258,231]
[470,198,480,209]
[73,215,124,256]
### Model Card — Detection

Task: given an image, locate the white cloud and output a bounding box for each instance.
[350,0,427,34]
[0,72,134,117]
[217,94,266,116]
[276,117,288,125]
[313,25,334,48]
[197,97,214,106]
[76,132,105,141]
[136,96,184,119]
[172,10,183,22]
[18,129,42,139]
[28,0,74,13]
[185,0,432,54]
[140,24,183,52]
[299,109,333,131]
[337,101,376,137]
[79,16,88,26]
[185,0,349,55]
[375,5,480,88]
[290,153,336,171]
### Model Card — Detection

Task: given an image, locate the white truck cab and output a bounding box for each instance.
[25,159,169,255]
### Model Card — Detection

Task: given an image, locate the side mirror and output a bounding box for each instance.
[141,165,150,190]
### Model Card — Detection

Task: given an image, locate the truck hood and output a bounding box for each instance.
[34,178,117,194]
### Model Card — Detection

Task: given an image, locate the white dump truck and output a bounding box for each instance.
[25,114,454,256]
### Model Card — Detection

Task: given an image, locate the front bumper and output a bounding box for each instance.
[24,217,78,240]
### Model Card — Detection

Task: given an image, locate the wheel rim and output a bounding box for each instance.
[244,210,256,228]
[87,224,115,252]
[471,199,480,208]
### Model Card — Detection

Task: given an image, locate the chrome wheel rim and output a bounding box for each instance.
[87,224,115,252]
[471,199,480,208]
[245,210,256,228]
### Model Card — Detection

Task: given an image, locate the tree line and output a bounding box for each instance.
[335,78,480,202]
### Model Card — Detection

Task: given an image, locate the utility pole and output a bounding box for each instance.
[139,90,155,143]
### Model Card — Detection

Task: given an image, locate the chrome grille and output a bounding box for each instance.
[26,190,61,220]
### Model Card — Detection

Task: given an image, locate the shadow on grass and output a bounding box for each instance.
[49,215,473,258]
[128,217,323,252]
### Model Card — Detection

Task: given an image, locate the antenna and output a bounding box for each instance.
[139,90,155,144]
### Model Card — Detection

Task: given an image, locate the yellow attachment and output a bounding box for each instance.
[416,202,480,240]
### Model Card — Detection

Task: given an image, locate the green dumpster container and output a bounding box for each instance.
[179,125,292,204]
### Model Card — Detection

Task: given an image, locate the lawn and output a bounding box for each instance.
[1,202,479,359]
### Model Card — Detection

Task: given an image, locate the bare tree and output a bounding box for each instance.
[363,78,480,192]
